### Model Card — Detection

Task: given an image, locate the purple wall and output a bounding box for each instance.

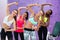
[8,0,60,40]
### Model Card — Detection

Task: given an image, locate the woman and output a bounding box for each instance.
[38,4,52,40]
[1,2,18,40]
[24,4,40,40]
[14,7,29,40]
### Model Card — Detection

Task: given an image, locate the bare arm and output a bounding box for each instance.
[38,4,52,16]
[37,4,44,15]
[24,21,26,28]
[27,4,39,17]
[7,2,18,16]
[41,4,52,6]
[13,20,17,31]
[37,20,41,28]
[18,7,26,17]
[2,23,10,30]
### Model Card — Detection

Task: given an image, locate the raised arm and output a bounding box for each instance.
[27,4,39,17]
[38,4,52,16]
[41,4,52,11]
[7,2,18,16]
[18,7,26,16]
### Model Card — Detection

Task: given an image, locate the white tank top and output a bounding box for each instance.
[3,15,14,26]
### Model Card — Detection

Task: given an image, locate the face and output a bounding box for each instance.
[12,10,18,17]
[40,11,43,16]
[46,10,52,15]
[23,13,27,19]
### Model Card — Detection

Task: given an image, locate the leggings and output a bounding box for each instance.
[38,26,47,40]
[14,32,24,40]
[24,28,36,40]
[1,28,13,40]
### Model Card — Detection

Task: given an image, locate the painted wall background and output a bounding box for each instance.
[8,0,60,40]
[0,0,7,32]
[0,0,60,40]
[8,0,60,32]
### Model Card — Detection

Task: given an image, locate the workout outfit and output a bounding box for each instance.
[24,17,37,40]
[1,15,14,40]
[38,16,48,40]
[14,16,24,40]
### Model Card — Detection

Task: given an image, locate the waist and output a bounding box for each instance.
[3,22,11,27]
[26,22,33,27]
[2,23,11,29]
[39,26,47,29]
[17,24,23,27]
[28,21,37,25]
[15,29,23,32]
[24,28,35,31]
[25,25,33,29]
[41,26,46,27]
[2,28,11,30]
[17,25,23,27]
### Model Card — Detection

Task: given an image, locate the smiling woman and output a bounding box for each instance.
[1,2,18,40]
[0,0,7,40]
[0,0,60,40]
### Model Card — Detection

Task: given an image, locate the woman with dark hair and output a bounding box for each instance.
[14,7,29,40]
[38,4,52,40]
[24,4,41,40]
[1,2,18,40]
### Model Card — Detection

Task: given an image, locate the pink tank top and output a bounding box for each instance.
[15,16,24,32]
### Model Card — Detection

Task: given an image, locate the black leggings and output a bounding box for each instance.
[38,26,47,40]
[14,32,24,40]
[1,28,13,40]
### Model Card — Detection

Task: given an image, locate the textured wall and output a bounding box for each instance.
[8,0,60,40]
[0,0,7,25]
[8,0,60,32]
[0,0,7,32]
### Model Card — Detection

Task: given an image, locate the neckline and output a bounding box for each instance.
[7,15,14,22]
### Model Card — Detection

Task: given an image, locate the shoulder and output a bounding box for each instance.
[17,15,21,19]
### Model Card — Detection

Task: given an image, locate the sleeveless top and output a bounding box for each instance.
[29,17,37,25]
[39,16,48,23]
[3,15,14,27]
[15,16,24,32]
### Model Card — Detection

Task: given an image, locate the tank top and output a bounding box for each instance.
[15,16,24,32]
[3,15,14,27]
[29,17,37,25]
[39,16,48,23]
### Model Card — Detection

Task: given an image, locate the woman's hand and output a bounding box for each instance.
[15,2,18,5]
[34,27,39,31]
[32,26,39,31]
